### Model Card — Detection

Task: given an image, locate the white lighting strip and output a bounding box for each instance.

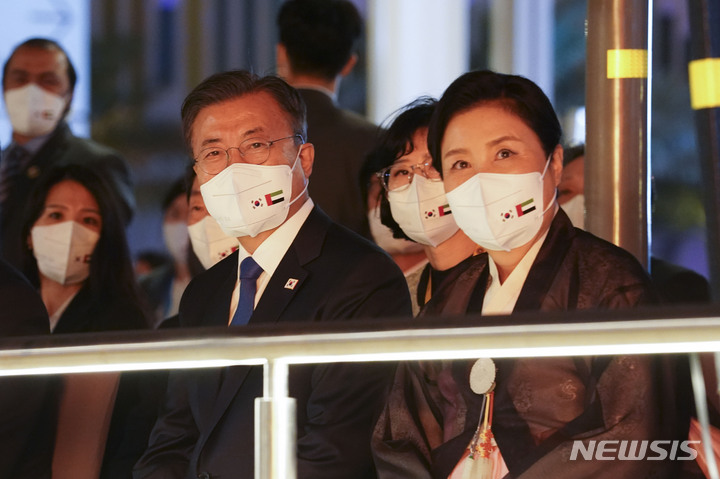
[281,340,720,365]
[1,317,720,376]
[0,359,266,377]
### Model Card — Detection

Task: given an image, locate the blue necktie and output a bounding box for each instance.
[230,256,263,326]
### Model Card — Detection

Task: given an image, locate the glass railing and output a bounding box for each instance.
[2,305,720,478]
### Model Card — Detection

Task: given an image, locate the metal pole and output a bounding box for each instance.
[255,360,296,479]
[690,353,720,479]
[687,0,720,301]
[586,0,652,267]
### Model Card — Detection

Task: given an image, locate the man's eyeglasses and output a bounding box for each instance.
[194,134,304,175]
[375,161,440,192]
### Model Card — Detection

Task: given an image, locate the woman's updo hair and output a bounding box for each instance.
[428,70,562,176]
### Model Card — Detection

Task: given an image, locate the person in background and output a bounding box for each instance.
[556,143,585,227]
[139,177,195,326]
[1,38,135,272]
[135,70,411,479]
[363,97,481,315]
[373,70,690,479]
[21,164,148,333]
[360,147,427,273]
[186,168,239,270]
[558,142,711,304]
[0,257,58,479]
[156,169,238,330]
[276,0,378,238]
[20,164,151,479]
[134,250,171,277]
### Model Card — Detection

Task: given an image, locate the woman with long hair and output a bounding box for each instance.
[21,164,152,478]
[21,163,148,332]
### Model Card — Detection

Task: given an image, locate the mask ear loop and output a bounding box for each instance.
[539,152,558,216]
[539,152,553,179]
[288,144,309,207]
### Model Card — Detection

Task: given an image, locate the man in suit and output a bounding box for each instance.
[134,71,411,479]
[1,38,135,271]
[276,0,378,239]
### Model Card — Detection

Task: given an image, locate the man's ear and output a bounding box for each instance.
[551,144,564,188]
[339,53,358,78]
[299,142,314,179]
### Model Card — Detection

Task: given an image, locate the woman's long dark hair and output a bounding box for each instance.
[21,164,149,325]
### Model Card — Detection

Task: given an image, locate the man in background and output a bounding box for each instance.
[558,143,710,304]
[1,38,135,271]
[276,0,378,238]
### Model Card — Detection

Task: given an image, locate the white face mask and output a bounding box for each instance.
[388,175,459,247]
[200,146,307,238]
[188,215,239,269]
[561,194,585,229]
[163,221,189,265]
[31,221,100,285]
[367,206,424,255]
[445,157,554,252]
[4,83,67,137]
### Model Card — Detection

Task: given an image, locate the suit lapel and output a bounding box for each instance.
[249,207,328,324]
[250,258,309,324]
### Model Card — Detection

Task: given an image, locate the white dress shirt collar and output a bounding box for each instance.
[237,197,314,279]
[228,198,314,323]
[482,208,557,315]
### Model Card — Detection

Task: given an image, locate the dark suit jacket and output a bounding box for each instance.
[300,89,378,239]
[134,207,412,479]
[53,285,149,334]
[0,122,135,271]
[0,258,58,479]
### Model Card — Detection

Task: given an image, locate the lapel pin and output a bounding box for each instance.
[284,278,299,290]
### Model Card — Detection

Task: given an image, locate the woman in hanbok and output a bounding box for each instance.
[372,70,691,479]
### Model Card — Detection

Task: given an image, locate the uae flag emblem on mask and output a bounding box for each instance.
[515,198,536,216]
[264,190,285,205]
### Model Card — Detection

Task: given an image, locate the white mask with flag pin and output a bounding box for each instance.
[200,145,307,238]
[445,155,554,252]
[388,175,459,247]
[31,221,99,285]
[187,215,239,269]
